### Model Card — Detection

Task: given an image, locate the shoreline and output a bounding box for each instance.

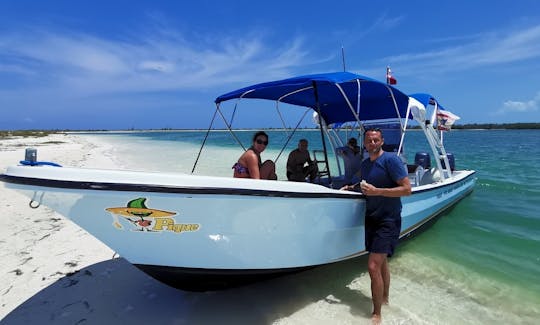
[1,133,537,324]
[2,123,540,138]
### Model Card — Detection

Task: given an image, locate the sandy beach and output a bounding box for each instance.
[0,133,380,324]
[1,133,535,325]
[0,134,117,321]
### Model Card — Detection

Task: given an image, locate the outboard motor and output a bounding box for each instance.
[414,152,431,169]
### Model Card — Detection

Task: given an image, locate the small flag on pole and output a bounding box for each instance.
[386,66,397,85]
[437,109,460,131]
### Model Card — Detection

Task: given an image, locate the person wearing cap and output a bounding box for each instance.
[337,137,363,184]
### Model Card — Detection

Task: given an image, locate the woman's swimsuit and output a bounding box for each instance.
[232,162,249,175]
[232,147,262,177]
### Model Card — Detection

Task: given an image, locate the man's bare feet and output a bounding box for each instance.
[383,296,389,305]
[371,313,382,324]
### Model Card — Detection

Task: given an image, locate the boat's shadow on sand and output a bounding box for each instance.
[3,256,373,324]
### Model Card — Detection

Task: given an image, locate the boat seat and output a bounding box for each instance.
[413,165,426,186]
[382,143,400,154]
[419,167,441,185]
[407,164,418,173]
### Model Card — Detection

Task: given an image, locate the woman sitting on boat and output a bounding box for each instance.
[232,131,277,180]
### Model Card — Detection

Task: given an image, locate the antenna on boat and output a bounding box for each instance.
[341,46,346,71]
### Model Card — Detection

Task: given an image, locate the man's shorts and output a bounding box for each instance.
[365,216,401,257]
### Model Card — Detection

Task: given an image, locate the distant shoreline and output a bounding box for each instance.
[1,122,539,136]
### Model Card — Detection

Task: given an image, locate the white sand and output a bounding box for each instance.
[0,133,532,324]
[0,134,116,319]
[0,134,386,324]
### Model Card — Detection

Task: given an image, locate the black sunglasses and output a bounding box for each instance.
[256,139,268,146]
[364,127,382,135]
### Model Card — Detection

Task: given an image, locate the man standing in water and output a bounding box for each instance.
[343,128,411,323]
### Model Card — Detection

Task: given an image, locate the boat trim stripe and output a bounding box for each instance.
[0,172,475,199]
[0,174,357,199]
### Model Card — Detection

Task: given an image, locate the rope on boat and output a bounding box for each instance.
[216,105,246,151]
[192,106,219,174]
[192,102,247,174]
[275,101,290,138]
[274,107,311,164]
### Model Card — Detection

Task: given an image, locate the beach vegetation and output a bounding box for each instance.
[452,123,540,130]
[0,130,58,139]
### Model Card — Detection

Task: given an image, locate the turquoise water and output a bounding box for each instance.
[90,129,540,322]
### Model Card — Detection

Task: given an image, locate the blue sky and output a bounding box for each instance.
[1,0,540,130]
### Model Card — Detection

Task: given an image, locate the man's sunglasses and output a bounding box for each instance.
[256,139,268,146]
[363,127,382,135]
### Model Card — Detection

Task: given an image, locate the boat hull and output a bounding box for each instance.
[0,166,366,269]
[0,166,476,290]
[401,170,476,239]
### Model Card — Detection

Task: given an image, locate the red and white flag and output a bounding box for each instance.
[437,109,460,131]
[386,67,397,85]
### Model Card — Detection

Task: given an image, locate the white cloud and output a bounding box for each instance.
[0,27,312,97]
[336,13,405,47]
[7,33,130,74]
[367,13,405,33]
[381,24,540,74]
[0,63,35,76]
[497,93,540,115]
[138,60,176,73]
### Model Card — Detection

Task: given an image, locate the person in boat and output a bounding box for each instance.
[286,139,318,182]
[337,137,363,184]
[232,131,277,180]
[342,128,411,323]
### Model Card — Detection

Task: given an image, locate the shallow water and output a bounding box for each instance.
[86,129,540,323]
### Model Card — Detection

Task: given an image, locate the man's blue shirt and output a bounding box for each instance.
[360,152,408,220]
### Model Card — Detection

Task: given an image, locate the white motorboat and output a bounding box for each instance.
[0,72,476,290]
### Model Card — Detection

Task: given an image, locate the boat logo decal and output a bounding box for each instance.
[105,197,200,233]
